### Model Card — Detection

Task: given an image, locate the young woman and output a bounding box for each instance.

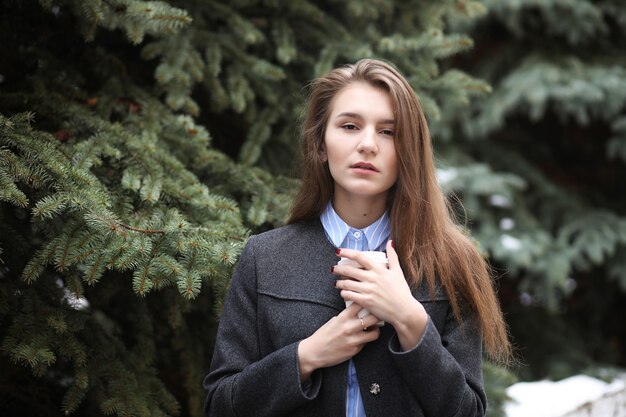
[203,59,511,417]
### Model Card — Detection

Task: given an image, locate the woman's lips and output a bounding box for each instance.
[350,162,379,172]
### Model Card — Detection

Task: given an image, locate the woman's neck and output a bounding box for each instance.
[331,194,387,229]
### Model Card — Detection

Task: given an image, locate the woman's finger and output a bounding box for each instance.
[339,300,364,318]
[331,263,370,282]
[335,248,378,270]
[334,276,366,295]
[361,313,381,329]
[386,240,400,270]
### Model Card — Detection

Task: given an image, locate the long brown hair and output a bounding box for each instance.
[288,59,511,364]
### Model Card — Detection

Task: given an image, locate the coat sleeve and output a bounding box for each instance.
[203,236,321,417]
[388,306,486,417]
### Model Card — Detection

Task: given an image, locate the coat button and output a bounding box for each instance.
[369,383,380,395]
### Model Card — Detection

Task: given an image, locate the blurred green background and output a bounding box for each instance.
[1,1,624,416]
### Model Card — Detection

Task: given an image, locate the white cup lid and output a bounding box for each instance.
[337,250,388,266]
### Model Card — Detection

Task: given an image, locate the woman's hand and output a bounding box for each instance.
[297,302,381,382]
[332,240,428,351]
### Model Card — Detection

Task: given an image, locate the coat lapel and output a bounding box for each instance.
[255,220,345,312]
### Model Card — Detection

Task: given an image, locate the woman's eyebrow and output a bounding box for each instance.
[335,112,362,120]
[335,112,395,124]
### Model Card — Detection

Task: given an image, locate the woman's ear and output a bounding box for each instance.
[319,144,328,162]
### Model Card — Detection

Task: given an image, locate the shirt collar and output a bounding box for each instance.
[320,201,391,250]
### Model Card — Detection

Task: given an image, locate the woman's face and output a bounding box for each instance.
[323,82,398,207]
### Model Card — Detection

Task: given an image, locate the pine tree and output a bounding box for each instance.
[441,0,626,380]
[0,0,574,416]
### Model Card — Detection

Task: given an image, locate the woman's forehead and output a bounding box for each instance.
[328,82,395,121]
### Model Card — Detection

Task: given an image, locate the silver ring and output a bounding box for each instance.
[360,317,367,331]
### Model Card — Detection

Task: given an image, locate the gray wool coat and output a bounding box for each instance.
[203,220,486,417]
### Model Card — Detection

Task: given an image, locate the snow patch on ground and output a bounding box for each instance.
[505,375,626,417]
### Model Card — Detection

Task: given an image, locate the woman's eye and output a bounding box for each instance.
[341,124,358,131]
[381,129,394,136]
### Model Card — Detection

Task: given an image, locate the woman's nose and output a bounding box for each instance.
[356,127,378,154]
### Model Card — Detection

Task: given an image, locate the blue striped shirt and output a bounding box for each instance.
[320,201,391,417]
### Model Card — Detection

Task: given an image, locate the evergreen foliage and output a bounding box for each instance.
[1,0,624,416]
[447,0,626,379]
[0,1,510,415]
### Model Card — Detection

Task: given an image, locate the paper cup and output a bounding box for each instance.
[337,251,388,326]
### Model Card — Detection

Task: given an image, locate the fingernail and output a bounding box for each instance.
[335,248,341,255]
[333,280,338,288]
[331,266,335,273]
[391,240,395,249]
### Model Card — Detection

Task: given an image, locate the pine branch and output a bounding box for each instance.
[481,0,607,45]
